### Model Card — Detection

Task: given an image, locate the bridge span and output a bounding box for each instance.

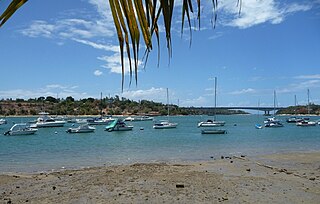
[189,106,286,115]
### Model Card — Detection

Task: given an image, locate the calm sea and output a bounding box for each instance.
[0,115,319,173]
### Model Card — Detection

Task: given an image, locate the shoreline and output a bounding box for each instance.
[1,151,319,203]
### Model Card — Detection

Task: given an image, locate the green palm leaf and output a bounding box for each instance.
[0,0,28,27]
[0,0,242,90]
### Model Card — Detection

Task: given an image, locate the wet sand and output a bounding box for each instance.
[1,152,319,203]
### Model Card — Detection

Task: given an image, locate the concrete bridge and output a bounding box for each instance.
[189,106,286,115]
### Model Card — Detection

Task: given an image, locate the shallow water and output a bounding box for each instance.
[0,115,319,173]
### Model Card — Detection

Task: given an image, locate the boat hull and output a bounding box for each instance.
[33,121,66,128]
[201,129,227,134]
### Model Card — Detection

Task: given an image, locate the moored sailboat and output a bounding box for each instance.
[153,88,178,129]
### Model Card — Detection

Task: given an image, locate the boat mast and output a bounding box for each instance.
[273,90,276,116]
[166,88,170,117]
[100,92,103,116]
[307,89,310,115]
[214,77,217,121]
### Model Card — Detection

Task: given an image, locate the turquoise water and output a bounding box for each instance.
[0,115,319,173]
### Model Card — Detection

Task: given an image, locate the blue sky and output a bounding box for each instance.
[0,0,320,108]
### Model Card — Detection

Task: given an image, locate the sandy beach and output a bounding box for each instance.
[1,152,319,204]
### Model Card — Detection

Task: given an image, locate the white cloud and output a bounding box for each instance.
[180,96,208,107]
[295,74,320,79]
[20,20,56,38]
[219,0,312,29]
[94,70,103,76]
[120,87,167,103]
[98,54,143,74]
[72,38,119,52]
[0,85,92,100]
[229,88,256,95]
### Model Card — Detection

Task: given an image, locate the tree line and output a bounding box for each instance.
[0,96,248,116]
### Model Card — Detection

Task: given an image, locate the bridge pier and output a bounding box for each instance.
[264,110,270,116]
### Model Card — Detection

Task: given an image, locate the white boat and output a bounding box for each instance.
[153,120,178,129]
[125,116,154,121]
[296,119,316,127]
[286,116,304,123]
[0,118,7,125]
[153,88,178,129]
[66,124,95,133]
[4,123,38,136]
[295,89,317,127]
[105,119,133,131]
[31,113,66,128]
[135,116,154,121]
[124,116,135,121]
[264,91,284,128]
[264,117,284,127]
[198,77,225,128]
[198,119,225,127]
[201,129,227,134]
[85,117,114,125]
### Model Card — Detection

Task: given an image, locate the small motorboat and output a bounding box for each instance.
[4,123,38,136]
[296,119,317,127]
[0,118,7,125]
[264,117,284,128]
[153,120,178,129]
[30,112,66,128]
[105,119,133,131]
[198,119,225,127]
[66,124,95,133]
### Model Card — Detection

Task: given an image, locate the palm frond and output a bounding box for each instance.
[0,0,28,27]
[1,0,243,91]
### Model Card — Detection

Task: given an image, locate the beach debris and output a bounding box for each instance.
[221,156,224,159]
[176,184,185,188]
[246,168,251,172]
[230,160,233,163]
[309,177,316,181]
[52,186,56,190]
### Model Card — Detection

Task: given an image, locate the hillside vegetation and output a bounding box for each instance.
[0,96,247,116]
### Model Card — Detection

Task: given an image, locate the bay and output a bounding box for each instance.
[0,115,319,173]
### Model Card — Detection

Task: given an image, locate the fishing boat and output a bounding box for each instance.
[4,123,38,136]
[105,119,133,131]
[201,129,227,134]
[153,88,178,129]
[66,124,95,133]
[198,77,225,127]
